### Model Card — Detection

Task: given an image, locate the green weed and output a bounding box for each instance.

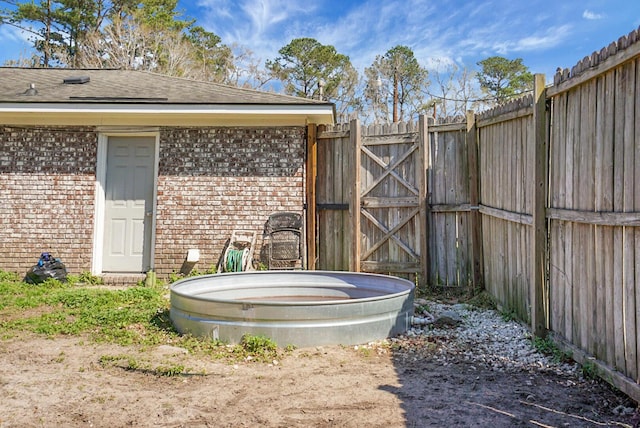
[465,291,497,311]
[238,334,279,362]
[531,336,572,363]
[155,364,186,376]
[499,308,517,322]
[168,265,218,283]
[581,360,599,380]
[66,271,103,285]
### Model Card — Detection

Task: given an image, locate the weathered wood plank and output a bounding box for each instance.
[550,90,567,337]
[350,119,362,272]
[613,64,626,373]
[360,261,421,273]
[564,90,574,343]
[546,208,640,225]
[635,56,640,385]
[531,74,548,336]
[593,73,607,362]
[622,60,637,381]
[479,204,533,225]
[306,124,317,269]
[466,111,483,288]
[332,130,346,270]
[578,77,593,351]
[419,115,429,286]
[362,197,419,208]
[570,82,582,348]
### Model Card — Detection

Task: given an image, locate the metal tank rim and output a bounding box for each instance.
[169,270,415,305]
[169,270,415,347]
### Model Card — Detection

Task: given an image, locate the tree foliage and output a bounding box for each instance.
[0,0,234,80]
[363,45,429,123]
[266,37,358,116]
[476,56,533,104]
[0,0,127,67]
[428,59,489,119]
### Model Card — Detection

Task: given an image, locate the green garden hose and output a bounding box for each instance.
[226,249,245,272]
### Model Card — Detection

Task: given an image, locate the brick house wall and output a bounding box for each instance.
[0,126,97,274]
[156,127,306,276]
[0,125,307,278]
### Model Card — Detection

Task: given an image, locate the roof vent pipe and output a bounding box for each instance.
[23,83,38,96]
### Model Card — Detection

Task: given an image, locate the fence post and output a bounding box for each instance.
[531,73,548,338]
[349,119,361,272]
[306,123,317,270]
[466,111,483,290]
[418,115,429,286]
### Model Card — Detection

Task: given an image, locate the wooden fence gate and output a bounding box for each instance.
[313,119,428,283]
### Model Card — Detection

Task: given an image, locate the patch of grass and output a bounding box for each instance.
[99,354,139,369]
[155,364,187,376]
[499,308,518,322]
[531,336,573,364]
[464,291,497,311]
[167,265,218,284]
[356,346,373,357]
[414,302,432,314]
[0,269,294,364]
[66,271,103,285]
[0,271,21,283]
[99,353,189,376]
[0,282,170,345]
[237,334,279,362]
[581,360,599,380]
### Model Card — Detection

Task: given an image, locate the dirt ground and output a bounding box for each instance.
[0,333,638,428]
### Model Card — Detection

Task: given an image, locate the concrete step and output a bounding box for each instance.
[100,273,146,287]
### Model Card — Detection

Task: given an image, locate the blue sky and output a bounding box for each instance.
[1,0,639,84]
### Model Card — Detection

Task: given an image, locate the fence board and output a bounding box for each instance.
[635,56,640,385]
[622,59,638,381]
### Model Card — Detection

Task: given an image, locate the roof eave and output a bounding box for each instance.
[0,102,336,127]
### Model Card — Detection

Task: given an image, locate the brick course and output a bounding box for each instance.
[0,125,307,278]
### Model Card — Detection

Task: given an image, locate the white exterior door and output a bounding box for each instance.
[102,137,155,272]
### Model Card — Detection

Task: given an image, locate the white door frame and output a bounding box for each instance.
[92,130,160,275]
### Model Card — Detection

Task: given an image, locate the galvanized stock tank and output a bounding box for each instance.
[169,271,415,347]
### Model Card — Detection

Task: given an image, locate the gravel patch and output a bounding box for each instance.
[394,299,579,376]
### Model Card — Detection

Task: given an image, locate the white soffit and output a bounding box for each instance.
[0,103,335,126]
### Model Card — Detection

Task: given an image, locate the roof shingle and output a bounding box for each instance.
[0,67,330,106]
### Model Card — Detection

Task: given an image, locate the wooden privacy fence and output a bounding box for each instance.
[313,115,482,288]
[544,30,640,400]
[310,26,640,402]
[467,30,640,400]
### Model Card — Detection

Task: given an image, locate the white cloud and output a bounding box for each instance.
[195,0,319,63]
[512,25,572,51]
[0,25,32,44]
[582,10,604,20]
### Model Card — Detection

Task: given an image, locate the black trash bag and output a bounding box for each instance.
[24,252,68,284]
